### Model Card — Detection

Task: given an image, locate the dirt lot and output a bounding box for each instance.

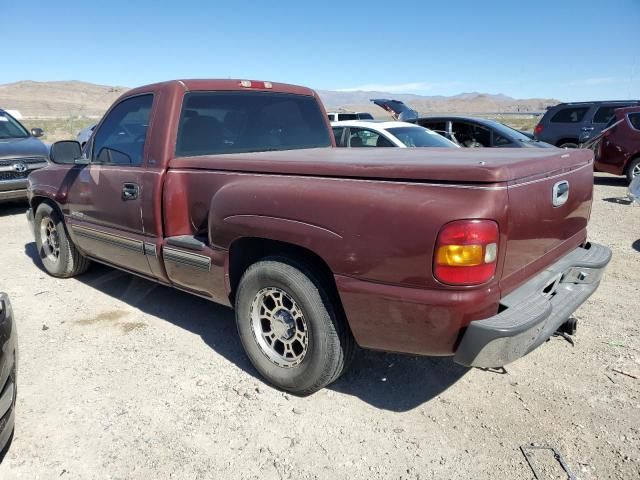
[0,174,637,479]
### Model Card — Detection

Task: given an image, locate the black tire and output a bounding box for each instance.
[34,202,91,278]
[558,141,579,149]
[625,157,640,184]
[235,257,354,395]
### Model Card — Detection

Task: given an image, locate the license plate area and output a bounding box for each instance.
[561,267,601,285]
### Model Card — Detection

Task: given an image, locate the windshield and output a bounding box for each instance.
[488,120,536,142]
[387,126,458,148]
[176,91,331,156]
[0,111,30,139]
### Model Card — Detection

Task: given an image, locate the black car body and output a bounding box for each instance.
[0,293,17,458]
[534,100,640,148]
[370,99,552,148]
[0,109,49,202]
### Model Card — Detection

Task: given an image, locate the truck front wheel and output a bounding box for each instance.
[34,203,91,278]
[235,258,354,395]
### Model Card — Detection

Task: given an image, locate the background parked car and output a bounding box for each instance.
[331,120,459,148]
[369,99,551,148]
[327,112,374,121]
[588,106,640,182]
[0,292,17,460]
[418,116,553,148]
[0,109,48,203]
[534,100,640,148]
[76,123,96,148]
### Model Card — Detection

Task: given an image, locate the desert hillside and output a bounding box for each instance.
[0,80,559,119]
[0,80,127,118]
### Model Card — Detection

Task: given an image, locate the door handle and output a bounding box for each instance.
[581,126,595,131]
[122,183,139,201]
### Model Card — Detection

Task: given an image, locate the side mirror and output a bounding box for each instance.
[31,127,44,138]
[50,140,84,164]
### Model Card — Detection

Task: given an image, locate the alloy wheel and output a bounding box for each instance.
[40,217,60,262]
[249,287,309,368]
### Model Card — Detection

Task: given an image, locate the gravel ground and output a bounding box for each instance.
[0,173,637,479]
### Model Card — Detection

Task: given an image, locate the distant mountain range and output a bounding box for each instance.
[0,80,560,118]
[317,90,558,116]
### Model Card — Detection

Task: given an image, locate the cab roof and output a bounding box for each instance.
[125,79,317,97]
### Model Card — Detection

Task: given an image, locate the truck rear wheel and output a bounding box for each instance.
[34,203,90,278]
[235,257,354,395]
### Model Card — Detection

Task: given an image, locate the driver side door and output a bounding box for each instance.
[65,93,155,276]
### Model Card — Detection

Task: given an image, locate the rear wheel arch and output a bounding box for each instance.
[227,237,342,309]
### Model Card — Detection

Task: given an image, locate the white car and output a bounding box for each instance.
[327,112,374,122]
[331,120,459,148]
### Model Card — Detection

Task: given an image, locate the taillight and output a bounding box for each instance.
[534,124,544,136]
[434,220,499,286]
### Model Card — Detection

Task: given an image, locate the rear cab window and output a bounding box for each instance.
[550,107,589,123]
[629,113,640,131]
[176,91,331,156]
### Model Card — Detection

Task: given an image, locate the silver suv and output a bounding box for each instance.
[0,110,49,202]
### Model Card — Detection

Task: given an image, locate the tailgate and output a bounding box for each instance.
[500,151,594,294]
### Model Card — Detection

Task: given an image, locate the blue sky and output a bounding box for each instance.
[2,0,638,101]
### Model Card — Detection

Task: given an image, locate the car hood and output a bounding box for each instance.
[0,136,49,160]
[370,99,419,122]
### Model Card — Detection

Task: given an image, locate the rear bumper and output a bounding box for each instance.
[454,242,612,368]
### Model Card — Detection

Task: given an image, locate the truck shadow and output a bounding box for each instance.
[24,242,467,412]
[593,175,628,187]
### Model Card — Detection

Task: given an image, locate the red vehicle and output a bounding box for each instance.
[26,79,610,394]
[592,106,640,182]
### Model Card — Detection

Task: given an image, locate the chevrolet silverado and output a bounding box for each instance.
[27,79,611,394]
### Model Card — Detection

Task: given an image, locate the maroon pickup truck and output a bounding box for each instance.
[27,79,611,394]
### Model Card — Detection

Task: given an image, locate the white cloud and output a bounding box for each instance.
[335,81,461,93]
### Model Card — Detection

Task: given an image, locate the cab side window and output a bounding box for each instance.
[92,94,153,166]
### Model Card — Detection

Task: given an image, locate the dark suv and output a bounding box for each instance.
[534,101,640,148]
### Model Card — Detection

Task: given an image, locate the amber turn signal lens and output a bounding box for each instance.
[433,219,499,286]
[436,244,484,266]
